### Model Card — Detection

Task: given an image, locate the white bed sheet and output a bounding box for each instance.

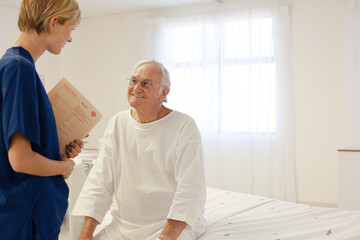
[200,188,360,240]
[88,187,360,240]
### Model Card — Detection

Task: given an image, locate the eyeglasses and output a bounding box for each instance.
[127,78,163,89]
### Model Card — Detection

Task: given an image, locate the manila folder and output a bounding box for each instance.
[48,77,103,155]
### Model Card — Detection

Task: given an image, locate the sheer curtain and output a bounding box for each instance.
[347,0,360,146]
[142,5,296,201]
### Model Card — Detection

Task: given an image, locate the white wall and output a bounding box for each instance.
[292,0,347,206]
[55,15,128,146]
[0,6,19,56]
[0,0,349,205]
[0,5,63,90]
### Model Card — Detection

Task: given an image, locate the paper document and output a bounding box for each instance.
[48,77,103,154]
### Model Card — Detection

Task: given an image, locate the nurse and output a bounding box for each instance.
[0,0,82,239]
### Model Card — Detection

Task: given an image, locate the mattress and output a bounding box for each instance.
[200,188,360,240]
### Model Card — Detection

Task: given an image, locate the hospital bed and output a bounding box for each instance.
[198,187,360,240]
[68,161,360,240]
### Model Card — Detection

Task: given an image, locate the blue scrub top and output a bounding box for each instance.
[0,47,69,239]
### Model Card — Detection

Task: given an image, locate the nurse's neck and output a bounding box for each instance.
[12,30,47,63]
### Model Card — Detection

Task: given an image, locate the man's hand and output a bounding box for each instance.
[65,139,84,158]
[77,216,99,240]
[158,219,187,240]
[78,234,93,240]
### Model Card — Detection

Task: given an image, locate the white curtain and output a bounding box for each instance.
[347,0,360,147]
[142,5,296,201]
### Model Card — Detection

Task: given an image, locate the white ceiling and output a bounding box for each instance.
[0,0,218,18]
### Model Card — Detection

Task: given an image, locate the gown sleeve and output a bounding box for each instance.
[166,118,206,229]
[71,118,116,223]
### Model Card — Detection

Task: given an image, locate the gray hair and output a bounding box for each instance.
[133,59,171,102]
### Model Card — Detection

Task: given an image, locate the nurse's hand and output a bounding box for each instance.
[65,139,84,158]
[61,154,75,179]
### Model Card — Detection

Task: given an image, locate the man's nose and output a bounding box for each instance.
[133,81,144,90]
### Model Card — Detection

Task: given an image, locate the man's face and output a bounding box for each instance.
[127,63,166,110]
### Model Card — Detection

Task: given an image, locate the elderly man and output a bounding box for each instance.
[72,60,206,240]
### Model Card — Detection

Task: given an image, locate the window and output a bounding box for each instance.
[167,17,276,133]
[142,6,296,200]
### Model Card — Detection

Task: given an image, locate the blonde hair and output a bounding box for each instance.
[18,0,81,34]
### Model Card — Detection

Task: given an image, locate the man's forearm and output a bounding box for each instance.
[158,219,187,240]
[78,216,99,239]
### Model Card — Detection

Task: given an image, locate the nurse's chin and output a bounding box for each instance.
[48,50,62,55]
[47,47,63,55]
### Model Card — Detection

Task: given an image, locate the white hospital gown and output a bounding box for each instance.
[72,110,206,239]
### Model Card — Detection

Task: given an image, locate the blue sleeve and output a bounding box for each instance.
[1,60,41,151]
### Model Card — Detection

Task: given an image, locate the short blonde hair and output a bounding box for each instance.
[18,0,81,34]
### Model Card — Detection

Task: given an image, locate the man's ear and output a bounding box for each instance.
[161,87,170,101]
[49,16,59,31]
